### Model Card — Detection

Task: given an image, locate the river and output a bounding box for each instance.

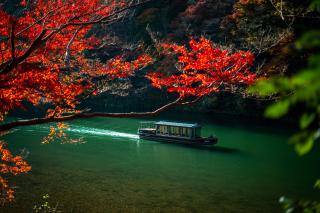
[1,113,319,212]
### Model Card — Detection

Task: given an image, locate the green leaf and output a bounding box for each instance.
[315,179,320,189]
[290,132,315,156]
[264,100,290,118]
[300,113,316,129]
[296,30,320,49]
[291,70,315,86]
[247,80,278,97]
[310,0,320,12]
[308,54,320,68]
[279,196,294,210]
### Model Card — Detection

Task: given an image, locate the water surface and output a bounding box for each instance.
[1,114,319,212]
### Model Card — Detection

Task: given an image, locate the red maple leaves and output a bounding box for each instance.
[0,0,152,120]
[0,0,257,205]
[0,2,256,120]
[0,143,31,175]
[147,38,256,97]
[0,142,31,205]
[97,54,153,79]
[0,0,151,204]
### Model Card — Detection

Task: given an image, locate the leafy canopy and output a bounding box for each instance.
[0,0,257,205]
[148,38,256,98]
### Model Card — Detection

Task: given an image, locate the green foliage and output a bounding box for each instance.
[290,131,316,156]
[32,194,61,213]
[247,80,278,97]
[248,1,320,212]
[310,0,320,12]
[308,55,320,68]
[296,31,320,49]
[279,196,320,213]
[315,180,320,189]
[249,52,320,155]
[264,100,290,118]
[248,78,293,97]
[300,113,316,129]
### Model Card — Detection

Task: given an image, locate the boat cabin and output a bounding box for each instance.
[138,121,217,145]
[139,121,201,139]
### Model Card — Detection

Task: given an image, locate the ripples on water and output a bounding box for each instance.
[2,117,319,213]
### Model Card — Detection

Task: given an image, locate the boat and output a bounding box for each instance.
[138,121,218,145]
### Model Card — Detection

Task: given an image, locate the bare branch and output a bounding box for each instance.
[65,0,153,26]
[269,0,285,21]
[180,96,203,105]
[0,96,183,132]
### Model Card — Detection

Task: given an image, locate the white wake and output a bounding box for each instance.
[66,126,139,140]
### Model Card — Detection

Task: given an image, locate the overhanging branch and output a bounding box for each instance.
[0,96,183,132]
[180,96,202,105]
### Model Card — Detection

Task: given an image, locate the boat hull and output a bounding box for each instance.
[138,133,218,146]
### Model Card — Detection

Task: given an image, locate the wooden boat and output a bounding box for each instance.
[138,121,218,145]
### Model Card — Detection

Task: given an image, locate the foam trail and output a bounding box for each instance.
[66,126,139,140]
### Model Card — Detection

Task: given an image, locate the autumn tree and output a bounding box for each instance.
[0,0,256,204]
[0,0,154,204]
[147,38,255,99]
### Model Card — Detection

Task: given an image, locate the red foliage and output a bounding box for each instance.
[0,0,153,204]
[0,0,152,120]
[147,38,256,97]
[0,142,31,205]
[97,54,153,79]
[0,1,256,204]
[0,143,31,175]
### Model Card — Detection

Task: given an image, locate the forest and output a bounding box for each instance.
[0,0,319,212]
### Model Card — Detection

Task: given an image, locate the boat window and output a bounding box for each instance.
[170,126,180,136]
[156,124,198,138]
[158,125,168,134]
[181,127,187,137]
[187,128,193,138]
[195,127,201,138]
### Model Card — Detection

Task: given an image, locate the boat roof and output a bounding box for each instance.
[155,121,200,128]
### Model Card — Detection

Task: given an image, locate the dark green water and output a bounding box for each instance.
[1,114,319,213]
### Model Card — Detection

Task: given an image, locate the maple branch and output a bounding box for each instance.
[10,20,16,61]
[66,0,154,26]
[43,0,154,43]
[0,45,4,63]
[64,27,82,66]
[0,29,47,75]
[0,96,183,132]
[0,0,153,74]
[16,8,57,36]
[180,96,203,105]
[39,0,154,55]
